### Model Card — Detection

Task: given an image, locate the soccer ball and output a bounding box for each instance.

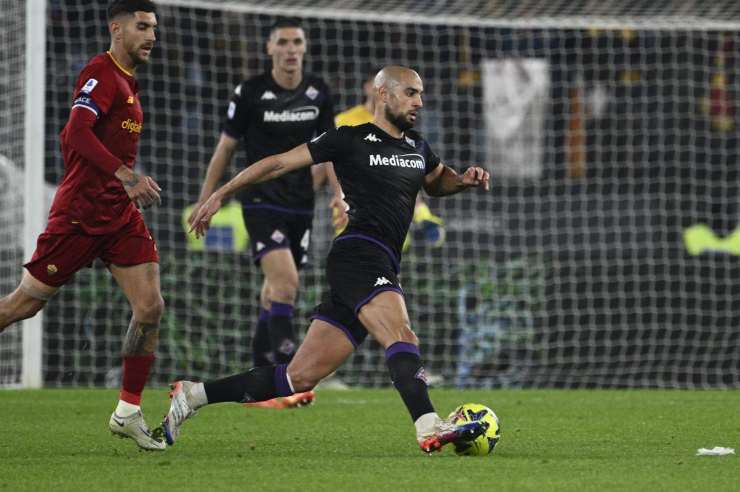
[448,403,501,456]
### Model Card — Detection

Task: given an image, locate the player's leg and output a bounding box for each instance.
[110,261,163,398]
[260,248,300,363]
[251,279,273,366]
[242,209,302,365]
[0,271,58,332]
[357,291,433,420]
[163,319,354,445]
[3,230,99,331]
[207,319,353,402]
[101,216,164,450]
[108,261,165,450]
[358,291,486,453]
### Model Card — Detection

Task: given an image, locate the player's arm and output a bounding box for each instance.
[198,133,239,202]
[316,86,348,229]
[324,162,349,231]
[187,133,239,223]
[189,144,315,236]
[423,163,490,197]
[66,107,161,208]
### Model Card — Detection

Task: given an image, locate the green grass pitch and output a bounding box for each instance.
[1,389,737,491]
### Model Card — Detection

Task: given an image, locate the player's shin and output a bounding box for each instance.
[202,364,295,404]
[268,302,298,363]
[252,307,273,366]
[385,342,436,422]
[118,317,159,415]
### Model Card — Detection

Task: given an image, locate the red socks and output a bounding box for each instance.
[119,354,155,405]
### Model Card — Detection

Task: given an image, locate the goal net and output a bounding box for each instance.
[0,1,27,386]
[2,0,739,389]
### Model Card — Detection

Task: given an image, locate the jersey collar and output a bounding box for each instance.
[268,70,305,92]
[370,123,411,146]
[106,51,134,78]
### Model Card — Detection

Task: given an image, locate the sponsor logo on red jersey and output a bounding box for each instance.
[121,118,142,133]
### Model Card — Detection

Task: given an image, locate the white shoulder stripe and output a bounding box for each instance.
[71,104,99,117]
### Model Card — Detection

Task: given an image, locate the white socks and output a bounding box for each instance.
[115,399,140,417]
[414,412,441,440]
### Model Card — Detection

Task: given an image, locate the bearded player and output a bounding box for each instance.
[331,72,445,251]
[0,0,165,450]
[165,66,490,454]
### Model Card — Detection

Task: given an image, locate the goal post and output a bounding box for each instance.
[21,0,47,389]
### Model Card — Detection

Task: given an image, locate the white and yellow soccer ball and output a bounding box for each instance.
[448,403,501,456]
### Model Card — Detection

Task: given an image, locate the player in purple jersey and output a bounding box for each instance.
[188,18,342,408]
[165,66,490,453]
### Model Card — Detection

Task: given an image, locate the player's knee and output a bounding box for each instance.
[0,295,44,328]
[388,316,416,342]
[287,367,319,393]
[133,295,165,323]
[0,299,13,328]
[398,325,418,346]
[269,278,299,304]
[22,300,45,321]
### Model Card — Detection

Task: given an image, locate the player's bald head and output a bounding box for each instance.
[374,66,421,91]
[374,66,423,132]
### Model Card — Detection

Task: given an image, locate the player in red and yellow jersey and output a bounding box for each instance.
[0,0,165,451]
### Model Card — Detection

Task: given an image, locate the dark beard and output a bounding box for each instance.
[384,106,414,131]
[128,45,151,67]
[130,53,149,66]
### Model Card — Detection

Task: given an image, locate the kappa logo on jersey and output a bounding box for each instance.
[256,241,266,252]
[127,96,135,104]
[305,85,319,100]
[227,101,236,119]
[369,153,425,169]
[234,84,242,96]
[271,230,286,243]
[374,276,391,287]
[261,90,277,100]
[81,78,98,94]
[404,136,416,147]
[263,106,319,122]
[364,133,382,143]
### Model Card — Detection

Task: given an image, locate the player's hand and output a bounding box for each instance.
[460,166,490,191]
[188,193,223,238]
[120,171,162,209]
[329,192,349,235]
[187,199,208,226]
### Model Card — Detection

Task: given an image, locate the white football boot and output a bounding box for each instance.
[416,413,488,454]
[162,380,198,445]
[109,410,166,451]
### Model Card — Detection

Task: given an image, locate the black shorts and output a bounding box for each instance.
[311,237,403,348]
[242,205,313,269]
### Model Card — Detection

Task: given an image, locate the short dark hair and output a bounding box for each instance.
[107,0,157,21]
[269,17,302,36]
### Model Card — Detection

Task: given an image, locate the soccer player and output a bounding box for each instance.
[331,72,445,250]
[188,18,341,407]
[0,0,165,451]
[165,66,491,453]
